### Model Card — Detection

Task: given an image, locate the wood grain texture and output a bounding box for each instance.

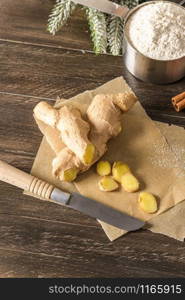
[0,42,185,125]
[0,0,92,51]
[0,214,184,278]
[0,0,185,278]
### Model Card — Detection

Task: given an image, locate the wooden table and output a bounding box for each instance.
[0,0,185,278]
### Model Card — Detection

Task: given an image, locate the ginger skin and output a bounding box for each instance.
[34,102,58,127]
[57,106,95,165]
[52,148,82,181]
[34,92,137,182]
[34,102,95,166]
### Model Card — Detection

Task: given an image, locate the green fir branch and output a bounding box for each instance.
[86,8,107,55]
[107,14,124,56]
[47,0,76,35]
[47,0,147,55]
[107,0,139,55]
[123,0,139,9]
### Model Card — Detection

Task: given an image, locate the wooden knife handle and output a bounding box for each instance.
[0,160,54,200]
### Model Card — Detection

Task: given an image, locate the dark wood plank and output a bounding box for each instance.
[0,42,185,126]
[0,94,46,156]
[0,41,123,99]
[0,214,184,278]
[0,180,99,228]
[0,0,92,51]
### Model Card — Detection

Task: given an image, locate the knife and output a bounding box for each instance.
[0,160,144,231]
[72,0,129,18]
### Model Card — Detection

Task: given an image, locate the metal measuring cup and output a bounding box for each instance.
[73,0,185,84]
[124,0,185,84]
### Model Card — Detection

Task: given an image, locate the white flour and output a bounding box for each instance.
[125,1,185,60]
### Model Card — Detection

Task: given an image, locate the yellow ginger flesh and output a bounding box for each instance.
[98,176,119,192]
[112,161,130,183]
[121,173,139,192]
[96,161,111,176]
[138,192,158,213]
[62,168,79,182]
[83,144,95,165]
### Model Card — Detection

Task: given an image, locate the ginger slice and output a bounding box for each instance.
[138,192,158,213]
[62,168,79,182]
[96,161,111,176]
[121,173,139,192]
[112,161,130,183]
[98,176,119,192]
[83,144,95,165]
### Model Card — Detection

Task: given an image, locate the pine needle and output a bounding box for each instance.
[123,0,139,9]
[107,0,139,55]
[47,0,76,35]
[107,14,124,56]
[86,8,107,55]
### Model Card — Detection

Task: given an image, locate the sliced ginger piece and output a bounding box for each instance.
[112,161,130,183]
[98,176,119,192]
[138,192,157,214]
[121,173,139,192]
[62,168,78,182]
[96,160,111,176]
[83,144,95,165]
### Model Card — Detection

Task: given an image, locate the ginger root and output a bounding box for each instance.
[87,93,136,140]
[52,148,81,182]
[98,176,119,192]
[121,173,139,192]
[96,161,111,176]
[138,192,157,213]
[34,92,137,182]
[57,106,95,165]
[112,161,130,183]
[34,101,58,127]
[34,102,95,166]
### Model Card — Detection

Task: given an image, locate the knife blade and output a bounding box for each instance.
[51,188,145,231]
[0,160,145,232]
[72,0,129,18]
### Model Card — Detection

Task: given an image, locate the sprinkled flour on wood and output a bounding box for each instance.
[126,1,185,60]
[148,124,185,178]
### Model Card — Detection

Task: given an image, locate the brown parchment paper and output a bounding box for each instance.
[27,77,185,241]
[148,122,185,241]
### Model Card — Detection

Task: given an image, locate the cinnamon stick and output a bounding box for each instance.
[171,91,185,112]
[174,98,185,112]
[172,91,185,104]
